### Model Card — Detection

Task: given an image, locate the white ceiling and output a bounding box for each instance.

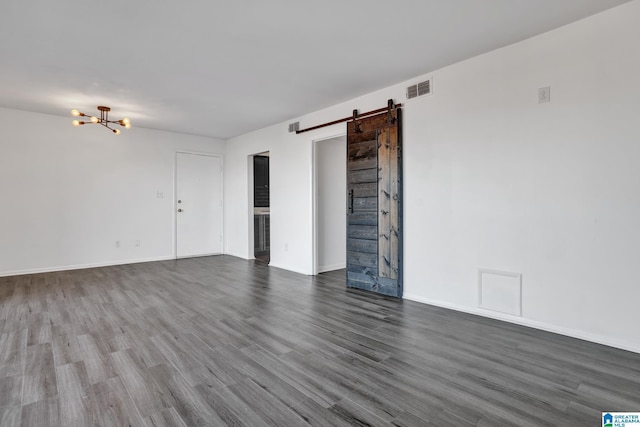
[0,0,630,139]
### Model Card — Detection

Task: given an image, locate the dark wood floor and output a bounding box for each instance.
[0,256,638,426]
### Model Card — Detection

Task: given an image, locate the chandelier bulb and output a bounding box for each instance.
[113,129,121,135]
[119,119,132,128]
[72,120,84,126]
[71,109,80,117]
[90,116,99,123]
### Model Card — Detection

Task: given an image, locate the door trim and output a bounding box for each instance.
[174,151,224,259]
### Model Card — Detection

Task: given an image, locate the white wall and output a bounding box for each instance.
[0,107,224,276]
[224,123,312,273]
[225,1,640,353]
[316,136,346,273]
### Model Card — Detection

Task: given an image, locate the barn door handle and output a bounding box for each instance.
[349,189,354,214]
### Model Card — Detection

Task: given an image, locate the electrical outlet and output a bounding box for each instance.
[538,86,550,104]
[156,191,164,198]
[135,240,140,247]
[115,240,121,248]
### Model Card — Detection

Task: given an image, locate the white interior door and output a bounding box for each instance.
[176,153,223,258]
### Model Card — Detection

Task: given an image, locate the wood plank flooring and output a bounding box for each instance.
[0,255,639,426]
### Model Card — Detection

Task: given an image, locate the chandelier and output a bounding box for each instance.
[71,106,131,135]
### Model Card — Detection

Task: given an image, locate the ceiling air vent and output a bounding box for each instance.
[406,78,432,100]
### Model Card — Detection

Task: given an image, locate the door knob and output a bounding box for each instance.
[178,209,183,213]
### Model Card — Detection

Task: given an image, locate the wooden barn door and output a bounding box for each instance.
[346,106,402,297]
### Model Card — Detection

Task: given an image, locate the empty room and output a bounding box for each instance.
[1,1,639,426]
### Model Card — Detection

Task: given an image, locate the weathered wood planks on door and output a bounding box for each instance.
[347,135,378,276]
[346,107,402,297]
[378,126,399,280]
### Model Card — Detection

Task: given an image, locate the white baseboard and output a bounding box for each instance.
[0,256,176,278]
[3,257,636,354]
[176,252,222,259]
[267,262,311,275]
[403,293,640,355]
[318,263,346,273]
[224,249,250,259]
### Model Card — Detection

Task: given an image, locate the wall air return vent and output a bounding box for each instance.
[406,78,432,100]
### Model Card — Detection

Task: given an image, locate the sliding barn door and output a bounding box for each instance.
[346,108,402,297]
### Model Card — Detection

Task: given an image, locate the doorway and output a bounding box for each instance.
[175,152,223,258]
[313,135,347,274]
[253,152,270,264]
